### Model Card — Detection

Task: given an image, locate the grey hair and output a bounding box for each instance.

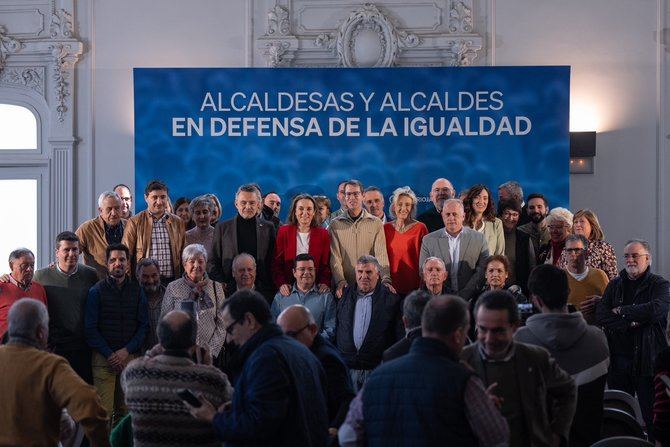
[443,198,464,213]
[356,255,381,273]
[97,191,122,208]
[8,298,48,339]
[565,234,589,250]
[182,243,208,264]
[189,195,214,215]
[9,248,34,268]
[403,290,432,329]
[232,252,256,270]
[498,181,524,203]
[279,304,316,326]
[389,186,418,220]
[136,257,160,278]
[236,184,262,202]
[422,256,446,271]
[626,239,652,263]
[546,207,574,228]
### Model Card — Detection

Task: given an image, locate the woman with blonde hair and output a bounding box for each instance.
[383,186,428,296]
[558,209,617,279]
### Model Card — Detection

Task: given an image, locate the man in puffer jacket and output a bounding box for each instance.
[516,264,609,447]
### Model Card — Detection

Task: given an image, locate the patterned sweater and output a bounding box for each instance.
[121,353,232,447]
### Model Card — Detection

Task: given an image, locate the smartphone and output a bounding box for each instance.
[177,389,202,408]
[517,303,533,313]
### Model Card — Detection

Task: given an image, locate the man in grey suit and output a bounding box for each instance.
[207,184,276,302]
[419,199,489,302]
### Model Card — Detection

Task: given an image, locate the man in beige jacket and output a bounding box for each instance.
[329,179,393,298]
[76,191,127,279]
[123,180,185,284]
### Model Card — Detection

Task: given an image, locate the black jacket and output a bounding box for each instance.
[382,326,422,363]
[417,205,444,234]
[310,334,355,428]
[335,282,403,370]
[213,324,329,447]
[207,215,276,301]
[363,337,477,446]
[596,268,670,376]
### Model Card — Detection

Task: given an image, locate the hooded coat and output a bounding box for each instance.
[515,312,609,447]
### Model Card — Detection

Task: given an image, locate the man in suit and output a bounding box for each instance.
[208,184,276,300]
[335,255,402,391]
[382,289,432,362]
[417,177,455,233]
[419,199,489,302]
[461,290,577,447]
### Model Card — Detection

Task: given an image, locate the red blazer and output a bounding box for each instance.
[272,225,331,289]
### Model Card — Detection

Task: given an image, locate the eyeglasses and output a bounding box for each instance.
[225,318,242,335]
[564,248,584,254]
[285,324,310,338]
[548,225,567,230]
[624,253,648,260]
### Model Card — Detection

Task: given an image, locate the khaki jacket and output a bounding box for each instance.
[76,216,128,279]
[122,210,185,278]
[461,341,577,446]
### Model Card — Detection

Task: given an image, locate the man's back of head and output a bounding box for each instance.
[422,295,470,355]
[158,311,196,352]
[527,264,569,312]
[402,290,432,331]
[8,298,49,348]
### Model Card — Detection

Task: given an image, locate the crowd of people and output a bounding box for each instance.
[0,177,669,446]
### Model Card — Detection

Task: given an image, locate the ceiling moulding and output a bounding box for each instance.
[253,1,486,67]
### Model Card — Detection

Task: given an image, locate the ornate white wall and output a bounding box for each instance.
[1,0,668,274]
[0,0,82,263]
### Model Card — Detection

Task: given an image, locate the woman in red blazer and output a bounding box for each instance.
[272,194,332,296]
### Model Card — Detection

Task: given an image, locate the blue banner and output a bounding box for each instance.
[134,66,569,219]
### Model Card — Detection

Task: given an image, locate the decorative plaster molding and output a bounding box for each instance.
[50,43,76,122]
[0,66,45,94]
[263,40,291,67]
[267,4,290,36]
[253,1,485,67]
[449,0,473,33]
[315,33,336,50]
[0,25,22,72]
[445,38,480,66]
[333,3,421,67]
[50,8,74,39]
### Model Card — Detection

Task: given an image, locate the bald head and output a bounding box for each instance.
[277,305,317,347]
[421,295,470,354]
[8,298,49,348]
[158,310,196,351]
[430,178,455,211]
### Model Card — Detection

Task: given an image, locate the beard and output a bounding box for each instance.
[110,267,126,279]
[530,212,545,224]
[143,283,160,294]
